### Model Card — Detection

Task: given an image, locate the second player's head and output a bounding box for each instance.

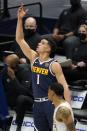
[48,82,64,101]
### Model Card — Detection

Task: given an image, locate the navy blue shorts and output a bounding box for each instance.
[33,100,54,131]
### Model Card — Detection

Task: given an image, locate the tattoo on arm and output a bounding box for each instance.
[56,107,76,131]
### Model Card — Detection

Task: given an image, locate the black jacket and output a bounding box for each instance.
[2,63,33,108]
[55,6,87,34]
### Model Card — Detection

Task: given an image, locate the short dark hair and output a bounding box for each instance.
[50,82,64,97]
[46,37,57,57]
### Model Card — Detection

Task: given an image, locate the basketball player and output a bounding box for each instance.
[48,83,76,131]
[16,5,71,131]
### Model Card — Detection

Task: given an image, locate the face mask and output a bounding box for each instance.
[25,29,35,36]
[78,32,86,41]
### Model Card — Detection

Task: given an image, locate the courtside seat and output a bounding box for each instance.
[70,85,87,108]
[70,83,87,127]
[69,85,87,91]
[73,109,87,120]
[72,79,87,87]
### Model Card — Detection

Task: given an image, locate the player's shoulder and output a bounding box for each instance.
[51,60,61,70]
[57,105,71,120]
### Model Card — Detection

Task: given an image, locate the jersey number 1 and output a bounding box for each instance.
[37,74,40,84]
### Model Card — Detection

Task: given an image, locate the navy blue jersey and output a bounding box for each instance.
[31,57,57,98]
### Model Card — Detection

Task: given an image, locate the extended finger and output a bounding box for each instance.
[25,9,29,13]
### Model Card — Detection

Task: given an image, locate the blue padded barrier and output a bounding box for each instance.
[0,64,9,120]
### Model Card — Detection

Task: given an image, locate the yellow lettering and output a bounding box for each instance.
[45,70,48,75]
[32,66,48,75]
[41,69,45,74]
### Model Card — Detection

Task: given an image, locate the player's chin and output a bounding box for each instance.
[36,48,41,54]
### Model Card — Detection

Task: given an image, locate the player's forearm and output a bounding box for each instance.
[65,32,74,37]
[16,17,24,43]
[64,86,71,104]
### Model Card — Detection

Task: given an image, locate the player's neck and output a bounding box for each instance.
[39,53,50,62]
[53,95,65,108]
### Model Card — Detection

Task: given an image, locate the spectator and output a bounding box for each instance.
[11,17,41,62]
[63,24,87,83]
[2,54,33,131]
[48,82,76,131]
[52,0,87,58]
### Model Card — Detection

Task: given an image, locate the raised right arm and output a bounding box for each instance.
[16,6,37,62]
